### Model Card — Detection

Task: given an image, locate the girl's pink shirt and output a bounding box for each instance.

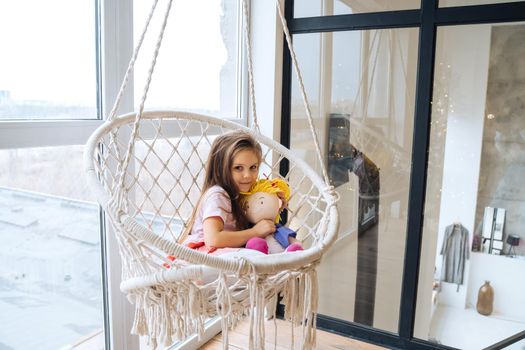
[184,185,237,244]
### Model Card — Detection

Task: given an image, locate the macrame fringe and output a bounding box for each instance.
[281,268,319,350]
[216,272,232,350]
[125,265,318,350]
[246,269,267,350]
[128,282,207,349]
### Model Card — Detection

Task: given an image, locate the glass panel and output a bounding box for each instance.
[133,0,240,118]
[294,0,419,18]
[0,1,98,120]
[440,0,524,7]
[415,23,525,349]
[290,27,418,331]
[0,146,105,349]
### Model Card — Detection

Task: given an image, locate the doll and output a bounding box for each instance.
[241,178,303,254]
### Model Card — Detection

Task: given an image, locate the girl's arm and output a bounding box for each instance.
[203,217,275,248]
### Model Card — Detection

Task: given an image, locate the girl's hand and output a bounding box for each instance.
[252,219,276,237]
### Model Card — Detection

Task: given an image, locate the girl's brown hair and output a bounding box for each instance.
[201,130,262,229]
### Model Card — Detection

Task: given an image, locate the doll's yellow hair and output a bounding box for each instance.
[240,178,291,223]
[243,178,290,200]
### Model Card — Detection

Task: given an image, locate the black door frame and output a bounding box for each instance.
[279,1,525,349]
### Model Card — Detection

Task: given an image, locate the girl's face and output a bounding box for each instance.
[231,149,259,192]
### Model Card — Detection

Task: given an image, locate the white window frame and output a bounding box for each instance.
[100,1,137,348]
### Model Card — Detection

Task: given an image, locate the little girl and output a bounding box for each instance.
[182,130,276,255]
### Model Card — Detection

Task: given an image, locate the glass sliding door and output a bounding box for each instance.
[289,26,418,331]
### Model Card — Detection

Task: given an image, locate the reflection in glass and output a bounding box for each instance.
[416,23,525,349]
[290,27,418,331]
[0,146,104,349]
[294,0,419,18]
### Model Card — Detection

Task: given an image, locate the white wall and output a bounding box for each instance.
[251,0,283,139]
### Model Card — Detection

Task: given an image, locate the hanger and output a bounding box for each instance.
[453,217,461,226]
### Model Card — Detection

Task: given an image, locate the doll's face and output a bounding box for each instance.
[244,192,281,223]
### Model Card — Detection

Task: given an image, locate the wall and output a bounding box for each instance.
[474,24,525,257]
[251,0,284,141]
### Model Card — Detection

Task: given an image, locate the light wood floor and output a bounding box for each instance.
[201,319,387,350]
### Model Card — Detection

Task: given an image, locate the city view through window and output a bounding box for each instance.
[0,146,104,350]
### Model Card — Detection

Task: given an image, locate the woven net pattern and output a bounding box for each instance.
[85,110,338,349]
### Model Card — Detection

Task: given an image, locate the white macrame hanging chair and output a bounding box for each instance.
[84,0,339,349]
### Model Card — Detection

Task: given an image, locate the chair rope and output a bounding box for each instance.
[107,0,159,122]
[241,0,259,132]
[275,0,331,187]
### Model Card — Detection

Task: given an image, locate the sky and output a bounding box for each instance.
[0,1,96,105]
[133,0,230,111]
[0,0,230,111]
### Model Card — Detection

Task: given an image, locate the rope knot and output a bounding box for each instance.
[323,185,340,202]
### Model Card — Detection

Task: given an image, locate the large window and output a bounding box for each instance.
[0,0,246,349]
[0,1,106,348]
[133,0,242,118]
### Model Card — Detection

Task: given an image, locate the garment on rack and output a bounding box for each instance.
[440,223,470,291]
